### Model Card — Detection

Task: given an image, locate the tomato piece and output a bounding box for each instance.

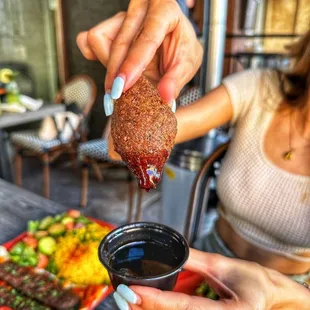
[23,236,38,249]
[67,209,81,218]
[65,222,74,230]
[37,253,49,269]
[0,307,13,310]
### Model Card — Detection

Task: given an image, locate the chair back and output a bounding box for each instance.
[55,75,97,117]
[184,142,229,246]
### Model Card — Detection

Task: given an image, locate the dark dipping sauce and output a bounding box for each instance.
[110,241,177,278]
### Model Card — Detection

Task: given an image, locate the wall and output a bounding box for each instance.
[0,0,57,101]
[62,0,129,139]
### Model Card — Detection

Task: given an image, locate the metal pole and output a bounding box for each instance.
[202,0,228,93]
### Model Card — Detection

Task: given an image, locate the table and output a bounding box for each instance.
[0,104,65,181]
[0,179,117,309]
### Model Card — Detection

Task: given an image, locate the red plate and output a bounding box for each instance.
[1,215,115,310]
[2,215,202,308]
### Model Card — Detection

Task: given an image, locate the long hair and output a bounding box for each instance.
[280,30,310,106]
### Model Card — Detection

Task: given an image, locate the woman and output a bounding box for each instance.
[77,0,310,308]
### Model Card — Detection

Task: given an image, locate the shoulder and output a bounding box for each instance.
[223,69,282,110]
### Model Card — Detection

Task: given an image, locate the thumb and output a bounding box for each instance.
[130,286,229,310]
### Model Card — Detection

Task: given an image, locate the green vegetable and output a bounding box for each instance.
[195,282,219,300]
[48,223,65,237]
[38,236,56,256]
[39,216,54,230]
[34,231,49,239]
[76,216,91,224]
[206,289,218,300]
[53,213,65,223]
[27,220,40,233]
[22,246,36,257]
[10,255,21,263]
[10,242,26,255]
[61,216,74,225]
[46,258,58,274]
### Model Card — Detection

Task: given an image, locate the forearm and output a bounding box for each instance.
[175,85,233,144]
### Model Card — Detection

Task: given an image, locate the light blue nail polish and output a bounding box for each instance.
[111,77,125,99]
[104,93,114,116]
[117,284,138,304]
[170,99,176,113]
[113,292,130,310]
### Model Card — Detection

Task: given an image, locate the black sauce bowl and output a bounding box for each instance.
[98,222,189,291]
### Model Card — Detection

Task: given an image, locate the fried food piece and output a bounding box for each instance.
[111,76,177,190]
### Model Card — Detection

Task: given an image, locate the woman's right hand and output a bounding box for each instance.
[77,0,203,104]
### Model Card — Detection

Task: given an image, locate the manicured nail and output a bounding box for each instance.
[104,93,114,116]
[170,99,176,113]
[113,292,130,310]
[111,76,125,99]
[117,284,140,304]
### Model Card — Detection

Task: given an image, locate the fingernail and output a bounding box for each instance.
[117,284,140,304]
[104,93,114,116]
[111,76,125,99]
[170,99,176,113]
[113,292,130,310]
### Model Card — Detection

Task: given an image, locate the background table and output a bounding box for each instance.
[0,104,65,181]
[0,179,117,309]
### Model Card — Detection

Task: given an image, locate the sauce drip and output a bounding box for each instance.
[121,149,169,191]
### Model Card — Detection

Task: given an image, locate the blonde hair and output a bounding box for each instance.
[280,30,310,106]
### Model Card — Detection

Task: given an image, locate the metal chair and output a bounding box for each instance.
[78,138,144,222]
[12,75,97,199]
[184,142,229,246]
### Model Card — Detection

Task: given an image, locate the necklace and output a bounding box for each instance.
[283,111,310,160]
[283,112,294,160]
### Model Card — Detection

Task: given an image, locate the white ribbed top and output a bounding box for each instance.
[217,69,310,261]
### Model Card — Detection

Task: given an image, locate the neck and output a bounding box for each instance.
[294,97,310,138]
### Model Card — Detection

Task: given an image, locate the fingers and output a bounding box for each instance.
[118,285,228,310]
[158,40,203,101]
[185,249,237,300]
[76,32,97,60]
[105,0,149,94]
[85,12,126,67]
[118,1,181,93]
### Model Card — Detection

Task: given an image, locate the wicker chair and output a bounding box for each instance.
[78,122,144,222]
[11,75,97,199]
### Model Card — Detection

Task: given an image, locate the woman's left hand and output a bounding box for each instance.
[113,249,310,310]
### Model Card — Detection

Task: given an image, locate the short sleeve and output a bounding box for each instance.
[222,69,262,125]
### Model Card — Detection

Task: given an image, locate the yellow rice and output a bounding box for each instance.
[54,223,110,285]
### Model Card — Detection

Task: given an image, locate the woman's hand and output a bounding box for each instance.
[113,249,310,310]
[77,0,203,103]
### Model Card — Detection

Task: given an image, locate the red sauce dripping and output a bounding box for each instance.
[121,149,169,191]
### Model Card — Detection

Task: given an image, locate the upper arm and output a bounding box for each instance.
[175,69,260,144]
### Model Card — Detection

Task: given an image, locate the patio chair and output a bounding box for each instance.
[78,121,144,223]
[11,75,97,199]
